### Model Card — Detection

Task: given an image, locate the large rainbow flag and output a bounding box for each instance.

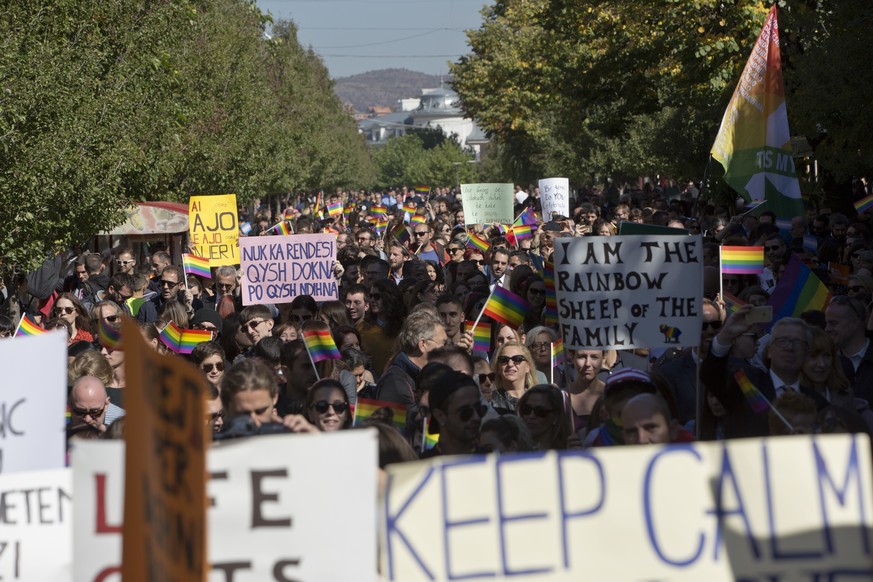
[766,254,830,323]
[482,286,528,328]
[710,6,803,223]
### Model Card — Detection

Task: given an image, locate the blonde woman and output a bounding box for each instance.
[489,342,536,414]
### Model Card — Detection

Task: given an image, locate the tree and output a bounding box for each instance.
[372,134,476,188]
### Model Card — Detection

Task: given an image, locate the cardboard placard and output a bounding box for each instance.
[461,183,514,225]
[538,177,570,221]
[554,235,703,350]
[239,233,338,305]
[189,194,240,266]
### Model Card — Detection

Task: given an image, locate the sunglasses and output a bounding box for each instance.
[160,279,180,287]
[311,400,349,414]
[54,306,75,315]
[478,372,496,383]
[246,319,267,330]
[456,402,488,422]
[473,260,485,266]
[498,355,527,366]
[519,404,554,418]
[201,362,225,373]
[529,342,550,351]
[218,282,235,290]
[72,405,105,417]
[116,259,134,266]
[702,320,723,331]
[447,247,461,253]
[414,232,428,237]
[206,409,225,421]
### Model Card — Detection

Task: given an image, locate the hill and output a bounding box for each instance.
[333,68,445,114]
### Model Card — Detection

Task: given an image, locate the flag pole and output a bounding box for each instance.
[469,289,493,335]
[550,342,555,386]
[304,344,321,381]
[13,314,24,338]
[718,247,724,300]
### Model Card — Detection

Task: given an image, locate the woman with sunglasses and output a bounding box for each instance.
[517,385,571,450]
[53,292,93,345]
[305,379,352,432]
[524,326,559,384]
[490,343,536,414]
[191,342,226,389]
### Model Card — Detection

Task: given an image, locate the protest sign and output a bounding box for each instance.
[554,234,702,350]
[239,233,338,305]
[538,177,570,221]
[121,317,208,581]
[0,331,66,474]
[0,468,72,580]
[73,430,378,581]
[189,194,240,266]
[381,434,873,581]
[460,183,514,225]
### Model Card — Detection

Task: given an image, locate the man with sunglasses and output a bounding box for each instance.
[423,371,485,457]
[69,375,125,435]
[825,295,873,402]
[412,223,441,265]
[114,248,137,276]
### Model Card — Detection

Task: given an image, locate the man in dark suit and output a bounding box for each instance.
[701,306,828,438]
[825,294,873,403]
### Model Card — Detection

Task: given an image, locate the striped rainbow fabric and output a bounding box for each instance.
[482,286,529,328]
[735,369,769,413]
[414,186,430,196]
[410,214,427,224]
[391,223,410,245]
[353,397,407,433]
[97,316,122,350]
[272,221,292,236]
[767,254,830,322]
[158,321,211,354]
[721,246,764,274]
[466,321,491,353]
[551,339,565,367]
[467,233,490,252]
[327,202,344,217]
[512,224,532,240]
[302,328,341,363]
[854,194,873,214]
[16,315,47,337]
[370,205,387,216]
[542,262,559,327]
[421,417,439,451]
[182,254,211,278]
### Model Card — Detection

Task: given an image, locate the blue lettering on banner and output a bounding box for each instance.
[643,445,705,567]
[813,436,871,556]
[495,452,551,577]
[557,449,605,569]
[385,467,436,581]
[441,456,493,580]
[708,444,760,561]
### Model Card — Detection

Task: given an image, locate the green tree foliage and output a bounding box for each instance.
[372,133,477,188]
[0,0,373,272]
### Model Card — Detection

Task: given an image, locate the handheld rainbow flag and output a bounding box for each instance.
[467,233,491,253]
[353,397,407,433]
[854,194,873,215]
[302,328,342,363]
[767,254,830,324]
[720,246,764,275]
[512,225,533,241]
[272,221,292,236]
[722,291,747,316]
[158,321,211,354]
[327,202,344,217]
[182,254,212,279]
[410,214,427,224]
[16,315,47,337]
[515,208,537,227]
[421,417,439,451]
[391,222,410,245]
[97,316,122,350]
[414,186,430,196]
[542,262,559,327]
[710,6,804,224]
[466,320,491,353]
[482,286,529,328]
[373,218,389,237]
[734,369,769,414]
[551,339,565,367]
[401,202,417,216]
[370,205,387,216]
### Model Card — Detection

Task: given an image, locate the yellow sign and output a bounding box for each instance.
[189,194,239,266]
[121,316,209,581]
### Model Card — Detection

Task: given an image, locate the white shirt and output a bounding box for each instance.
[769,369,800,397]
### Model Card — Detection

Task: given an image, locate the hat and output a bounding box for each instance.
[542,221,563,232]
[604,368,656,398]
[428,371,479,434]
[190,309,223,334]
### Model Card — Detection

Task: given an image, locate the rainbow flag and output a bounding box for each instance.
[391,222,410,245]
[16,315,47,337]
[512,225,532,241]
[272,221,292,235]
[401,203,417,215]
[157,321,210,354]
[284,207,297,220]
[551,339,565,367]
[97,316,122,350]
[466,321,491,353]
[515,208,537,227]
[370,205,387,216]
[373,218,389,236]
[353,397,407,433]
[482,286,529,328]
[494,224,508,235]
[467,233,490,253]
[421,417,439,451]
[414,186,430,196]
[327,202,344,217]
[854,194,873,215]
[767,254,830,323]
[543,262,559,327]
[182,254,212,278]
[722,291,747,316]
[721,246,764,274]
[302,328,341,363]
[410,214,427,224]
[735,368,769,414]
[710,6,804,224]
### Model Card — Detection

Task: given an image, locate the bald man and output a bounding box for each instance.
[69,375,125,434]
[621,393,678,445]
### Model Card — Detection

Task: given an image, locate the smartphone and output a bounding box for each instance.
[746,305,773,324]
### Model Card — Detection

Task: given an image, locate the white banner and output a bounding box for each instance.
[380,435,873,581]
[73,430,378,581]
[554,234,703,350]
[0,468,72,580]
[538,177,570,221]
[0,331,67,474]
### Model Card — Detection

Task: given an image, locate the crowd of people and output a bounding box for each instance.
[5,179,873,463]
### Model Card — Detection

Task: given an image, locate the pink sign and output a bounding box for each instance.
[239,233,338,305]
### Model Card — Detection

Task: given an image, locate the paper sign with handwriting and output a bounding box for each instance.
[461,183,514,225]
[539,177,570,220]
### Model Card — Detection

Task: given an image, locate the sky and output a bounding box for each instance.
[256,0,490,79]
